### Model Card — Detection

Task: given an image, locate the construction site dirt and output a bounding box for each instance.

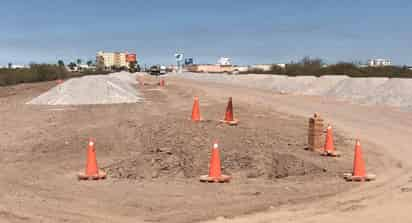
[0,76,391,223]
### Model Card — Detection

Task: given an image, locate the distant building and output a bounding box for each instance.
[187,64,234,73]
[251,64,273,72]
[249,64,286,72]
[65,64,95,72]
[276,63,286,69]
[96,51,137,70]
[234,66,249,73]
[368,59,392,67]
[217,57,232,66]
[78,64,96,71]
[5,64,27,69]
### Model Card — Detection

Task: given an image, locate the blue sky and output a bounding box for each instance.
[1,0,411,66]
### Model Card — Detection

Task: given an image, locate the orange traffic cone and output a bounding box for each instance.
[200,141,231,183]
[78,138,107,180]
[344,139,375,181]
[159,79,165,87]
[220,97,239,125]
[321,125,340,157]
[191,96,202,122]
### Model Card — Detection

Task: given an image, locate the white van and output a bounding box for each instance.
[160,65,167,75]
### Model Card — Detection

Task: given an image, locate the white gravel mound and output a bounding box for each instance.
[302,75,348,95]
[326,77,388,101]
[171,72,412,111]
[28,72,142,105]
[362,78,412,109]
[272,76,317,94]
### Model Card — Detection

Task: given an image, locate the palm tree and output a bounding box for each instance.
[58,60,64,67]
[76,59,82,66]
[86,60,93,67]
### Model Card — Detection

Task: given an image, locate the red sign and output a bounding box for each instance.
[126,54,137,62]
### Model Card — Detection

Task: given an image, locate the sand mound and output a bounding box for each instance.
[28,72,142,105]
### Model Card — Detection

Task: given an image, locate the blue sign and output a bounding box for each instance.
[185,58,193,65]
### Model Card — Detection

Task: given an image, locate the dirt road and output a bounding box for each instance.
[178,78,412,223]
[0,75,410,222]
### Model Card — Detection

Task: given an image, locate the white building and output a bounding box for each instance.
[250,64,286,71]
[79,64,96,70]
[251,64,273,71]
[13,65,27,69]
[3,64,27,69]
[368,59,392,67]
[235,66,249,72]
[276,63,286,68]
[217,57,232,66]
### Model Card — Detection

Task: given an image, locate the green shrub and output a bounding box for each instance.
[255,57,412,78]
[0,64,68,86]
[0,64,113,86]
[285,57,323,76]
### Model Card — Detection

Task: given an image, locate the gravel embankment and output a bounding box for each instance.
[171,72,412,110]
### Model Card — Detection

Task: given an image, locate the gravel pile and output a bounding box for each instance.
[302,76,348,95]
[273,76,317,94]
[28,72,142,105]
[171,72,412,110]
[326,77,388,101]
[362,79,412,109]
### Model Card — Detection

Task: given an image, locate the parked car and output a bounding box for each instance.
[160,65,167,75]
[149,65,167,75]
[149,65,160,75]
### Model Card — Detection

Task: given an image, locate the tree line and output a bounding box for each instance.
[246,57,412,78]
[0,62,108,86]
[0,64,67,86]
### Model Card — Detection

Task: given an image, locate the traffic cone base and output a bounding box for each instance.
[159,79,165,87]
[320,150,341,157]
[199,174,231,183]
[189,117,205,122]
[219,119,239,125]
[78,170,107,181]
[343,173,376,182]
